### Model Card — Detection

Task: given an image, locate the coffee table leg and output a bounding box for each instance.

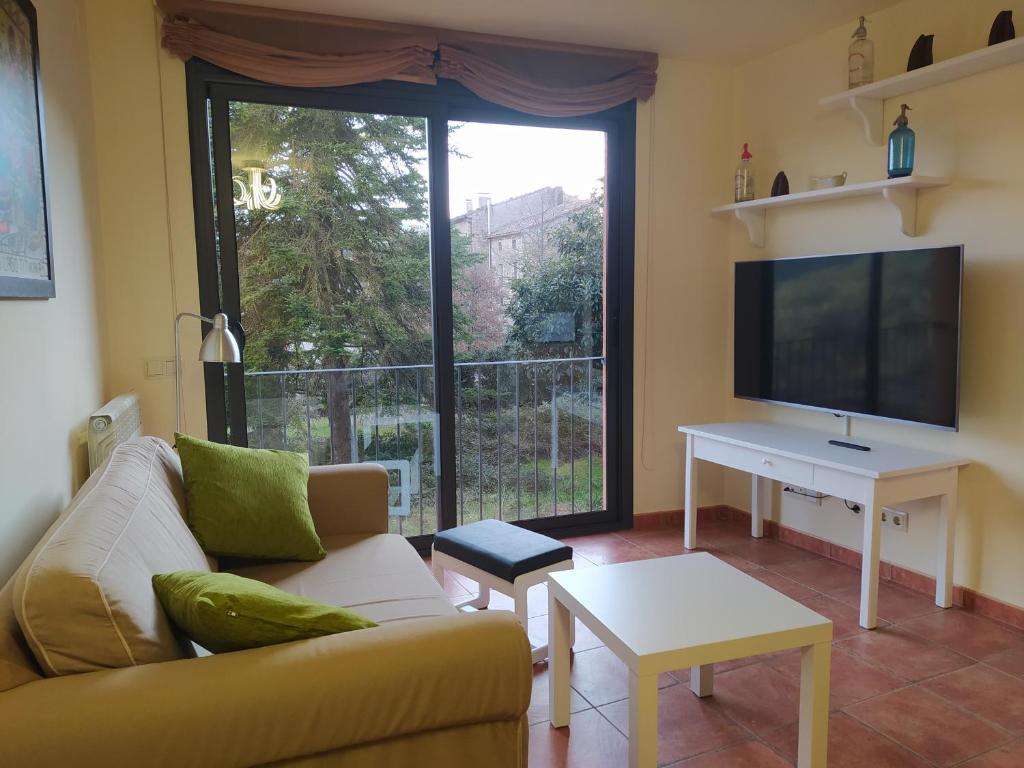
[628,670,658,768]
[690,663,714,697]
[548,591,571,728]
[797,641,831,768]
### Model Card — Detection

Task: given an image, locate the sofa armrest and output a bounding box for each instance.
[0,611,531,768]
[307,462,389,535]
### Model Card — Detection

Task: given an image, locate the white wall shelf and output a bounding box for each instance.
[819,37,1024,145]
[711,176,950,247]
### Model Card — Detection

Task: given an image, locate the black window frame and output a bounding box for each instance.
[184,59,635,543]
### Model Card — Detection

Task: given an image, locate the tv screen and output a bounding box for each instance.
[734,246,963,429]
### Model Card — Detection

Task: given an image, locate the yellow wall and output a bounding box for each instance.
[0,0,106,582]
[633,60,732,514]
[724,0,1024,609]
[77,0,1023,610]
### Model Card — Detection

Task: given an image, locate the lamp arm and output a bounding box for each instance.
[174,312,214,434]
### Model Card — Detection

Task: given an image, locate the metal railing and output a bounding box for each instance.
[244,356,604,536]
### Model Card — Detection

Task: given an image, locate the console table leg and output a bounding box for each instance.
[684,434,697,550]
[797,641,831,768]
[936,476,957,608]
[751,476,770,538]
[628,670,658,768]
[860,490,881,629]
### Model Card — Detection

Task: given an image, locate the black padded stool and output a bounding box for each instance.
[431,519,575,663]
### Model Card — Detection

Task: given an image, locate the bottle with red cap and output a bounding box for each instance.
[734,143,755,202]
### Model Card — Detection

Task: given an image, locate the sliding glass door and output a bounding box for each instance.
[186,63,634,547]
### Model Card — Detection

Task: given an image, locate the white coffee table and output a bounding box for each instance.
[548,553,833,768]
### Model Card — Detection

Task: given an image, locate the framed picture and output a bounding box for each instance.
[0,0,53,298]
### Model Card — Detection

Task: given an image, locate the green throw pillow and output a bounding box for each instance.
[175,433,326,561]
[153,571,377,653]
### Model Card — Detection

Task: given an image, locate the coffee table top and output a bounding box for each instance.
[548,553,832,674]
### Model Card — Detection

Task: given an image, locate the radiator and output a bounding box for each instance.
[88,393,143,473]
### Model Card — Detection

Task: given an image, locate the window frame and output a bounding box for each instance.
[184,59,635,541]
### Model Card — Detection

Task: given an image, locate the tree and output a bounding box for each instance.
[230,104,479,460]
[505,199,604,360]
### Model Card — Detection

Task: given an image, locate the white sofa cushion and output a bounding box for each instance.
[13,437,212,676]
[230,533,456,625]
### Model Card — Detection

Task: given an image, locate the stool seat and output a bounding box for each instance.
[433,519,573,583]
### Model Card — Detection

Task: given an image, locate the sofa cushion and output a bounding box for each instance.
[230,533,457,625]
[153,570,378,653]
[13,437,212,676]
[176,433,326,562]
[0,580,40,692]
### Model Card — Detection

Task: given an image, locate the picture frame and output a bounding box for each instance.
[0,0,53,299]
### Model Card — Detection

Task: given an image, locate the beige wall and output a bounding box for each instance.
[0,0,106,582]
[633,60,732,515]
[724,0,1024,609]
[84,0,205,441]
[77,0,1023,610]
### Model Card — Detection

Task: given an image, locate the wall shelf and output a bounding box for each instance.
[711,176,950,247]
[819,37,1024,145]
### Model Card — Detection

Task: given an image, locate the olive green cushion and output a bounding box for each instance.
[153,571,377,653]
[175,433,325,561]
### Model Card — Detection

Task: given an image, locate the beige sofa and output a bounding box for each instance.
[0,437,531,767]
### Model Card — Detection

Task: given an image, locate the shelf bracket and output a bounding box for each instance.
[882,186,918,236]
[847,95,884,146]
[734,208,766,247]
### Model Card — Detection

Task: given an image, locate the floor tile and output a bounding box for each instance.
[921,663,1024,734]
[798,594,887,641]
[563,534,656,565]
[845,685,1012,766]
[529,708,628,768]
[719,537,821,568]
[674,741,793,767]
[837,625,972,682]
[762,711,930,768]
[831,581,942,624]
[699,547,763,573]
[487,582,549,617]
[765,645,906,710]
[960,739,1024,767]
[529,664,591,726]
[703,662,800,737]
[747,569,820,601]
[528,614,604,653]
[984,640,1024,679]
[773,559,861,594]
[599,682,751,765]
[568,645,676,707]
[899,609,1022,660]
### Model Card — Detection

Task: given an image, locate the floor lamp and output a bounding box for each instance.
[175,312,242,433]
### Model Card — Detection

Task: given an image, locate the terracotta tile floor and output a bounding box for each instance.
[449,518,1024,767]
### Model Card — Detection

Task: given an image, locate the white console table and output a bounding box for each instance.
[678,421,969,629]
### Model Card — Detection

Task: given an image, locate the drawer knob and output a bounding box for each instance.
[761,458,772,466]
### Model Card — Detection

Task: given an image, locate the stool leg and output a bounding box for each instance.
[513,579,529,628]
[430,551,443,587]
[467,584,489,610]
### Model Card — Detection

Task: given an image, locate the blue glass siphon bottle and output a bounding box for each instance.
[887,104,915,178]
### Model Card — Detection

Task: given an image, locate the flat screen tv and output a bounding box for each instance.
[734,246,963,430]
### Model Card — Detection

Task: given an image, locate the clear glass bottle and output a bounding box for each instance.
[887,104,915,178]
[734,143,755,202]
[848,16,874,88]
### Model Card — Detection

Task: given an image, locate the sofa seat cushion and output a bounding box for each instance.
[229,534,456,625]
[13,437,212,676]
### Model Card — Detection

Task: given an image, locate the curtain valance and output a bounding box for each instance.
[156,0,657,117]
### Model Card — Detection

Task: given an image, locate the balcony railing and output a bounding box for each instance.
[244,356,604,537]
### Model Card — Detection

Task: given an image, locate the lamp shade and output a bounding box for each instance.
[198,313,241,363]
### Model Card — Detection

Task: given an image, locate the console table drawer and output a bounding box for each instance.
[694,438,814,486]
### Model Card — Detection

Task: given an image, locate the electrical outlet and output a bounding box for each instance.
[847,502,863,518]
[145,358,176,379]
[882,506,909,533]
[783,485,826,505]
